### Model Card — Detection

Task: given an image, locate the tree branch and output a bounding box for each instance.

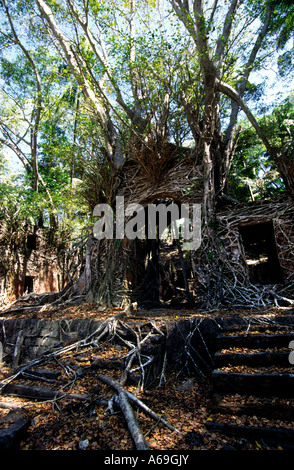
[192,0,216,78]
[97,373,181,437]
[3,0,42,192]
[97,373,150,450]
[219,3,274,195]
[35,0,108,128]
[216,78,276,159]
[66,0,130,117]
[214,0,242,71]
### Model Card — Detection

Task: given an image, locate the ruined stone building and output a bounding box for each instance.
[216,194,294,306]
[0,222,70,305]
[79,150,294,309]
[1,161,293,310]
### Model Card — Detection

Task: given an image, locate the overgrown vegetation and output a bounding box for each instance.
[0,0,293,307]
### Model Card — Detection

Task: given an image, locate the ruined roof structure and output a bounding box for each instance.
[215,193,294,307]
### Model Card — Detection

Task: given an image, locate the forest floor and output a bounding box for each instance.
[0,302,293,452]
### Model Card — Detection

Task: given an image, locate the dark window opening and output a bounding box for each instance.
[26,234,37,250]
[238,221,283,285]
[24,276,34,293]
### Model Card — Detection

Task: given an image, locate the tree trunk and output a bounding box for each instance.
[276,151,294,196]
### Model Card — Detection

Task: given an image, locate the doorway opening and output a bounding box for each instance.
[128,200,195,307]
[238,221,283,285]
[24,276,34,294]
[26,234,37,250]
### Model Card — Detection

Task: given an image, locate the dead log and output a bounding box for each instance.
[0,383,90,403]
[126,390,181,434]
[117,392,149,450]
[96,374,149,450]
[18,368,61,383]
[97,374,181,435]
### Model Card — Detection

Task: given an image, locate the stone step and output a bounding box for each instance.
[211,369,294,397]
[219,314,294,332]
[216,333,294,350]
[222,319,294,331]
[208,317,294,449]
[211,394,294,421]
[214,350,290,368]
[205,420,294,450]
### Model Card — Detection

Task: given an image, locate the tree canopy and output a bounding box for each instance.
[0,0,293,236]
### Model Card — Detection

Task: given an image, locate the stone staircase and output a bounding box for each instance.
[206,315,294,449]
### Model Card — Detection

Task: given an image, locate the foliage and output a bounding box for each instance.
[0,172,44,223]
[230,100,294,201]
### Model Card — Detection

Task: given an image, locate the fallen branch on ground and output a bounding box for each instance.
[97,373,182,435]
[0,383,91,403]
[103,377,150,450]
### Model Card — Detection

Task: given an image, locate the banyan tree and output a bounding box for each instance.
[1,0,294,309]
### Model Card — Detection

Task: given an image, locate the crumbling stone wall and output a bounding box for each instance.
[0,317,220,379]
[0,318,102,364]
